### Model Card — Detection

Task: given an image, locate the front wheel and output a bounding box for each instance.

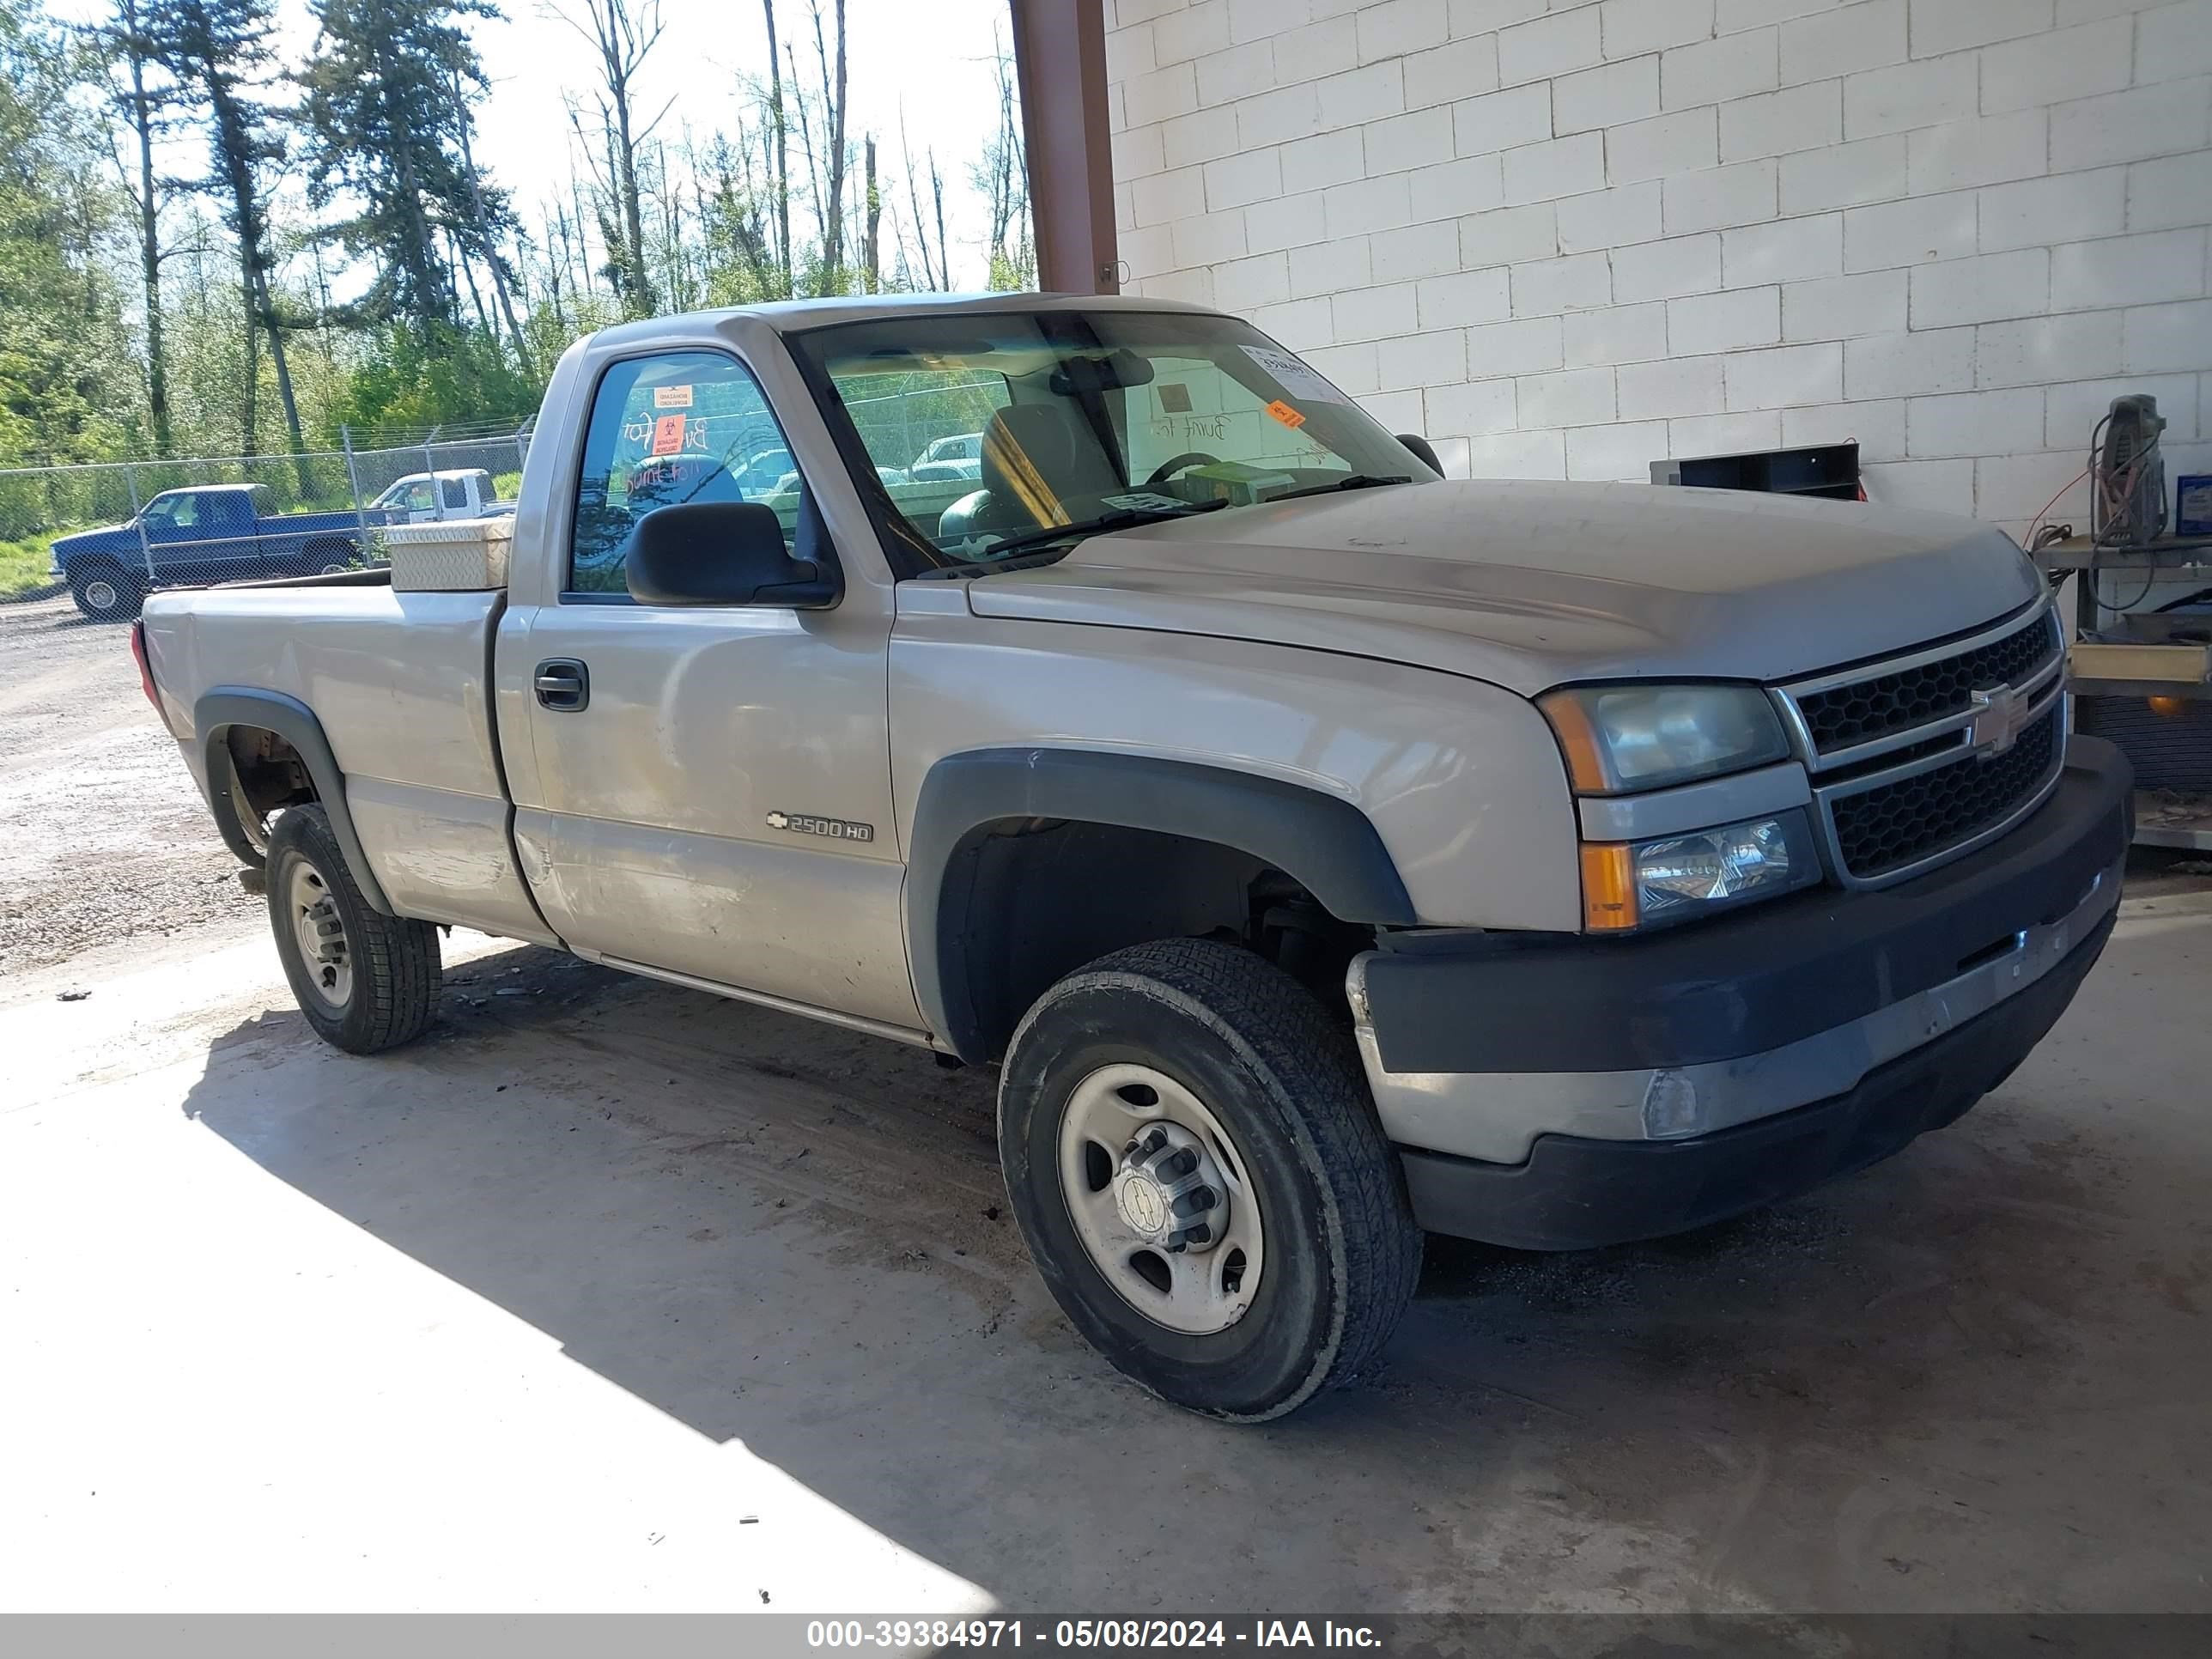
[999,939,1421,1420]
[266,804,441,1053]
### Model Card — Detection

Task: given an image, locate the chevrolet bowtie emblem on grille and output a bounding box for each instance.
[1966,684,2027,757]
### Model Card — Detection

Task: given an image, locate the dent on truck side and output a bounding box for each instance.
[890,600,1583,1058]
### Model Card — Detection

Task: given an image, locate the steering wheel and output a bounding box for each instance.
[1144,451,1220,489]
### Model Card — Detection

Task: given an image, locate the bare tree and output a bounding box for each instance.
[759,0,790,297]
[98,0,183,454]
[452,69,536,376]
[972,21,1031,289]
[805,0,846,293]
[862,132,878,295]
[896,104,945,290]
[547,0,670,315]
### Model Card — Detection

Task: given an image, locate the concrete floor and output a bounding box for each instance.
[2,872,2209,1614]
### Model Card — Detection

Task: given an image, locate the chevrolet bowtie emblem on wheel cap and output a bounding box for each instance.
[1966,684,2027,757]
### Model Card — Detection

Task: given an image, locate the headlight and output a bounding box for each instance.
[1539,684,1791,794]
[1581,811,1818,930]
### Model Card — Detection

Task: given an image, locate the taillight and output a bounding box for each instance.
[130,620,163,716]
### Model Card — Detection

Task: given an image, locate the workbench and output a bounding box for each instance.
[2032,532,2212,851]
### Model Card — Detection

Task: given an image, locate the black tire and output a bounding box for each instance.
[69,563,143,622]
[999,939,1422,1421]
[265,804,441,1054]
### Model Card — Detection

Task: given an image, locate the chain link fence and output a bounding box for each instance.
[0,422,534,623]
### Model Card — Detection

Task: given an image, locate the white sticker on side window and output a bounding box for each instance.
[1240,344,1351,405]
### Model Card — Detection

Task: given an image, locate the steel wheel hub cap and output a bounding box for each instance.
[1058,1063,1265,1336]
[1113,1122,1231,1252]
[287,861,352,1011]
[85,580,118,610]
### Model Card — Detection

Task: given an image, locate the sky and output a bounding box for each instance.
[53,0,1019,294]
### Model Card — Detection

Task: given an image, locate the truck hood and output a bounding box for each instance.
[50,521,134,555]
[961,480,2041,695]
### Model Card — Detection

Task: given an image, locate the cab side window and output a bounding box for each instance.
[569,350,801,594]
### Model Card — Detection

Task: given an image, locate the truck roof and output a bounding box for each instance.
[157,482,266,495]
[584,291,1216,349]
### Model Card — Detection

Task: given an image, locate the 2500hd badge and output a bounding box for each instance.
[766,811,874,842]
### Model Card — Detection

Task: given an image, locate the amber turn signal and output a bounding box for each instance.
[1580,842,1638,932]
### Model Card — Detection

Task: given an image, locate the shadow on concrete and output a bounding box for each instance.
[177,924,2212,1609]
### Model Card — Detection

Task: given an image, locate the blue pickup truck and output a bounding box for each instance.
[49,483,384,621]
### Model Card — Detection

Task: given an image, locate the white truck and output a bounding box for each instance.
[135,295,2130,1420]
[366,468,513,523]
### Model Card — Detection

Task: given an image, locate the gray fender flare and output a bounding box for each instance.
[907,747,1416,1061]
[195,687,394,914]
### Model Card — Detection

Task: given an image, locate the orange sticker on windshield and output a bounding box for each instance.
[650,414,687,455]
[1265,398,1307,429]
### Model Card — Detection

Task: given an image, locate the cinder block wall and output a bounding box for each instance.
[1106,0,2212,534]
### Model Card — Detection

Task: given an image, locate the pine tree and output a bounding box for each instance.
[296,0,493,337]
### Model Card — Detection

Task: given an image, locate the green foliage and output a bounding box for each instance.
[325,323,542,434]
[0,528,62,598]
[0,0,141,466]
[0,0,1036,479]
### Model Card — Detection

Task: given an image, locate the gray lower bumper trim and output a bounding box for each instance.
[1348,858,2121,1166]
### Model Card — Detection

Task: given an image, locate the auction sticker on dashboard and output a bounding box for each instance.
[1101,492,1188,513]
[1264,399,1306,430]
[1240,344,1349,405]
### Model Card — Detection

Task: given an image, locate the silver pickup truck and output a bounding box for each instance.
[137,294,2131,1420]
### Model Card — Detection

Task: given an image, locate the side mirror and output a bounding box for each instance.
[1396,434,1444,477]
[624,501,838,608]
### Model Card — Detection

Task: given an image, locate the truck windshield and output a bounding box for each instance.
[789,310,1437,569]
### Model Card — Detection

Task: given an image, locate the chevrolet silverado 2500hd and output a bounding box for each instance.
[137,295,2131,1420]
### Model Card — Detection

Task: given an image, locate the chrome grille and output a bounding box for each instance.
[1776,597,2068,890]
[1796,609,2061,756]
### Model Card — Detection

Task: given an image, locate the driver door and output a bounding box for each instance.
[501,346,917,1030]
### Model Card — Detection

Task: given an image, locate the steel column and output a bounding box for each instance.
[1009,0,1119,295]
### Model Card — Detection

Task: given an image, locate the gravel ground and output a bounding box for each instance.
[0,595,257,981]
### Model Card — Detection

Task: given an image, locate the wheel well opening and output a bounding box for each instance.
[943,818,1376,1062]
[224,726,320,825]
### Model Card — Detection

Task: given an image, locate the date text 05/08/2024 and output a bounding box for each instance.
[806,1622,1382,1650]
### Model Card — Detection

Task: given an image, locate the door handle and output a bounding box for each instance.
[533,658,590,711]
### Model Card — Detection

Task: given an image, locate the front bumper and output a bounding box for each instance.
[1351,735,2132,1249]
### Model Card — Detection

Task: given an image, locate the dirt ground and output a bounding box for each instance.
[0,596,257,978]
[2,617,2209,1615]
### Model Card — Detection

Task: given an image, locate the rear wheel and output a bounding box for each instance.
[266,804,441,1053]
[999,939,1421,1420]
[69,564,143,623]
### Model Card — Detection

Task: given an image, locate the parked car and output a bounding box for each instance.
[907,430,983,483]
[137,295,2130,1421]
[367,469,512,523]
[49,483,382,621]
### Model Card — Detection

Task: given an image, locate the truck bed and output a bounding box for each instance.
[140,581,555,945]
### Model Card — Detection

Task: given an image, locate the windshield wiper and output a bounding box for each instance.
[934,498,1231,573]
[1260,473,1413,504]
